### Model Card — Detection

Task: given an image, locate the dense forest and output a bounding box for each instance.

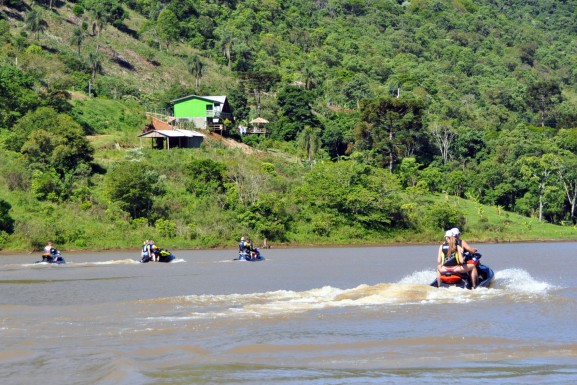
[1,0,577,251]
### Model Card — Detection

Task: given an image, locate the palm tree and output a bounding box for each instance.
[25,9,48,40]
[187,55,204,89]
[88,4,107,37]
[70,27,85,56]
[220,32,235,68]
[302,64,316,90]
[297,126,322,169]
[88,51,103,82]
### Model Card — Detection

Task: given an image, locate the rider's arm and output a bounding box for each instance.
[461,239,477,253]
[458,245,466,264]
[437,245,443,266]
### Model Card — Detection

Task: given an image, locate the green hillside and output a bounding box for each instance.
[1,0,577,252]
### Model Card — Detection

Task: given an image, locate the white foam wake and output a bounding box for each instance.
[493,268,556,294]
[140,268,558,322]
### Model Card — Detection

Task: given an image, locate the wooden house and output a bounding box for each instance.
[138,129,205,149]
[171,95,233,133]
[138,116,205,149]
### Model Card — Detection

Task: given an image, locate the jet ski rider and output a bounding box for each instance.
[450,227,477,255]
[42,241,57,262]
[436,229,479,289]
[451,227,479,288]
[141,240,150,261]
[239,237,249,258]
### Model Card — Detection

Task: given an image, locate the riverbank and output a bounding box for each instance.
[2,234,576,256]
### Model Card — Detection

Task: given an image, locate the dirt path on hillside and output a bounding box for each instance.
[205,133,257,154]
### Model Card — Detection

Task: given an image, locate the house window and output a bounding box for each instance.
[206,104,214,117]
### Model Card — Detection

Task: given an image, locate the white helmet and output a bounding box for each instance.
[450,228,461,237]
[445,230,453,238]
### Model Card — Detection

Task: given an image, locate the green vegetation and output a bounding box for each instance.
[1,0,577,252]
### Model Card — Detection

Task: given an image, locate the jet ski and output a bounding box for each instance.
[234,250,265,261]
[141,248,175,263]
[36,252,65,264]
[431,252,494,289]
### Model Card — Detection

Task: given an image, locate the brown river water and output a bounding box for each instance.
[1,242,577,385]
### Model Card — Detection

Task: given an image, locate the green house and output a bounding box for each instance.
[171,95,233,132]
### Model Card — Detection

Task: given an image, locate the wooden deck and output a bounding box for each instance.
[248,126,266,134]
[239,126,266,135]
[208,123,225,134]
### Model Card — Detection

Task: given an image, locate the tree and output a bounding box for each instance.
[13,107,94,175]
[227,84,250,124]
[29,168,63,201]
[240,71,280,116]
[517,154,558,222]
[302,63,317,90]
[475,159,517,209]
[426,201,465,233]
[218,28,236,69]
[429,120,456,164]
[322,113,356,161]
[21,129,62,173]
[273,85,319,141]
[447,169,469,197]
[398,157,421,188]
[342,73,373,109]
[236,193,290,242]
[5,106,52,151]
[452,126,486,162]
[25,9,48,40]
[296,160,403,230]
[185,159,227,197]
[105,162,165,219]
[553,151,577,220]
[519,42,537,66]
[555,128,577,153]
[297,125,322,169]
[0,199,14,234]
[156,8,179,50]
[11,107,94,200]
[527,80,563,127]
[356,97,425,173]
[187,55,204,89]
[70,27,85,56]
[84,0,126,37]
[87,51,103,82]
[0,65,40,129]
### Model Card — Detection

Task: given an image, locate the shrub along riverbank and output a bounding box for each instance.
[1,132,576,254]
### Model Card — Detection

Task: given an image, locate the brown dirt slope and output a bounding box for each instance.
[205,132,257,155]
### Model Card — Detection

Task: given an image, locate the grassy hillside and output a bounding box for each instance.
[432,195,577,244]
[1,2,235,104]
[85,10,235,96]
[1,1,577,253]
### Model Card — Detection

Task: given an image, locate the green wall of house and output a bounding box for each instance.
[173,98,215,118]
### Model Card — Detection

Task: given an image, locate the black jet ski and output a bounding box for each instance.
[234,250,265,261]
[36,252,65,264]
[431,252,494,289]
[141,248,175,263]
